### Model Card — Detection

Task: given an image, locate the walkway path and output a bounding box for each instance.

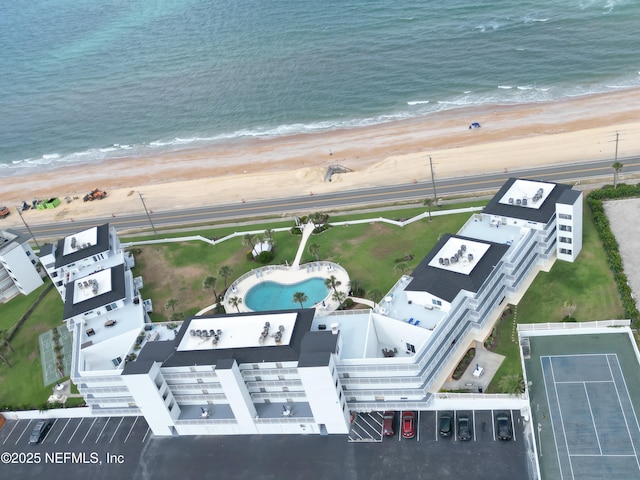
[291,221,315,269]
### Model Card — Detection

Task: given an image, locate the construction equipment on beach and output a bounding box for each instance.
[83,188,107,202]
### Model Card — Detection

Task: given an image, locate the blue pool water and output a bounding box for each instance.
[245,277,329,312]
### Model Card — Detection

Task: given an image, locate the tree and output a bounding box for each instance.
[229,296,243,312]
[170,312,184,321]
[394,262,411,275]
[219,265,233,289]
[349,278,364,297]
[366,289,383,304]
[0,330,14,354]
[332,290,347,307]
[165,298,179,313]
[203,276,218,300]
[498,374,525,395]
[264,229,275,243]
[423,197,434,221]
[563,301,577,320]
[612,161,623,189]
[292,291,308,309]
[308,243,321,261]
[325,275,341,293]
[242,234,257,252]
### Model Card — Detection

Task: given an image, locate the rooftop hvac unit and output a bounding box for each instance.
[509,198,514,204]
[330,323,340,335]
[461,244,466,252]
[468,253,474,262]
[444,258,450,266]
[70,237,77,249]
[516,199,522,206]
[522,198,528,206]
[438,257,444,265]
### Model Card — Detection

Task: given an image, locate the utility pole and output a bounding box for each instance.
[429,156,437,203]
[16,206,40,249]
[138,192,157,236]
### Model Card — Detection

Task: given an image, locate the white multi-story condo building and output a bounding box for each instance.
[0,229,43,302]
[42,178,583,436]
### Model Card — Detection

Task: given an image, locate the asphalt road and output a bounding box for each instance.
[14,156,640,240]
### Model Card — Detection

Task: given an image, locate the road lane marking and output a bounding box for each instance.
[68,418,84,444]
[53,418,70,443]
[109,417,124,443]
[123,417,139,444]
[95,417,111,443]
[3,421,21,445]
[81,418,98,444]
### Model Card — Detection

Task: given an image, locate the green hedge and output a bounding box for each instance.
[586,184,640,323]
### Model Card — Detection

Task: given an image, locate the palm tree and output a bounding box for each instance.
[308,243,321,261]
[203,276,218,300]
[348,278,363,297]
[498,374,525,395]
[165,298,179,313]
[229,296,243,312]
[264,229,275,243]
[394,262,411,275]
[423,197,434,221]
[332,290,347,307]
[612,161,623,188]
[292,291,308,309]
[325,275,341,293]
[219,265,233,289]
[242,234,257,252]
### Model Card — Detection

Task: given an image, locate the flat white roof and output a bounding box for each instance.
[178,312,298,351]
[72,268,112,304]
[498,179,555,210]
[428,237,490,275]
[63,226,98,256]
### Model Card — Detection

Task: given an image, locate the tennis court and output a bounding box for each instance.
[541,353,640,478]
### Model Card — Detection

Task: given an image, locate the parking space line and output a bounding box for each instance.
[435,411,439,442]
[81,418,98,444]
[68,418,84,444]
[511,411,517,442]
[123,417,138,444]
[109,417,124,443]
[142,426,151,443]
[472,411,476,442]
[54,418,71,443]
[3,421,21,445]
[491,410,496,441]
[417,411,420,442]
[453,411,457,442]
[95,417,111,443]
[15,420,33,445]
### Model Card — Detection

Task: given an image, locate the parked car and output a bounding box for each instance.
[457,413,472,441]
[28,419,53,445]
[496,412,513,440]
[401,411,415,439]
[382,411,395,437]
[438,411,453,437]
[0,206,10,218]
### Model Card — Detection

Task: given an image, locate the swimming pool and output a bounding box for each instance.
[245,277,329,311]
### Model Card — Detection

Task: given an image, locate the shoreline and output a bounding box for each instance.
[2,88,640,227]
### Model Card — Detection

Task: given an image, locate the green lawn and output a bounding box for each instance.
[0,285,64,409]
[486,200,625,392]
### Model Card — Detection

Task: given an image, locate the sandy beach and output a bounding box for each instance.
[2,88,640,228]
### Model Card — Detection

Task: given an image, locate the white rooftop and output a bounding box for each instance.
[428,237,490,275]
[63,226,98,255]
[498,179,555,210]
[178,312,298,351]
[72,268,112,304]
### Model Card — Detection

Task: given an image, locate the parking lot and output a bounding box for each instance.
[349,409,520,443]
[1,410,533,480]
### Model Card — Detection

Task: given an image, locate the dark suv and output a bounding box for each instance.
[439,411,453,437]
[457,413,472,441]
[496,412,513,440]
[28,419,53,444]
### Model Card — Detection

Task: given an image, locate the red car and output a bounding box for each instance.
[382,411,395,437]
[401,411,415,439]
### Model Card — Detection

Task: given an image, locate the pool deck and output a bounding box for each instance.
[223,261,350,316]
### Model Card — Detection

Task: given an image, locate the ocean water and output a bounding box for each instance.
[1,0,639,174]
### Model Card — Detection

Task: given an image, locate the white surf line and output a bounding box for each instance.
[95,417,111,444]
[68,418,84,444]
[81,418,97,444]
[123,417,139,444]
[109,417,124,443]
[3,420,21,445]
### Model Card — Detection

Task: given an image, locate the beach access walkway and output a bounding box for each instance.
[291,221,315,269]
